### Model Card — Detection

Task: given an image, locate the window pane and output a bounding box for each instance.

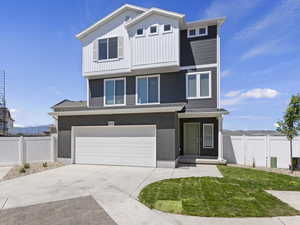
[150,26,157,33]
[99,39,107,60]
[148,77,158,103]
[199,27,206,35]
[189,29,196,36]
[108,37,118,59]
[200,73,210,97]
[187,75,196,97]
[203,125,213,148]
[137,28,143,35]
[137,78,147,104]
[105,80,114,105]
[115,79,124,104]
[164,24,171,31]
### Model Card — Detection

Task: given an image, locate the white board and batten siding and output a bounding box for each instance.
[224,135,300,169]
[73,125,156,167]
[81,11,180,76]
[82,10,141,75]
[128,14,180,69]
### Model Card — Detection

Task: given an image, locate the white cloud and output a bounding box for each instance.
[235,0,300,39]
[225,90,242,97]
[241,88,279,98]
[221,69,231,77]
[204,0,260,18]
[222,88,279,107]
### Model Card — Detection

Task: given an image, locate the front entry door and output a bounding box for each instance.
[183,123,200,155]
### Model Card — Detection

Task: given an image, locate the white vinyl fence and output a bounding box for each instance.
[0,135,57,166]
[224,135,300,168]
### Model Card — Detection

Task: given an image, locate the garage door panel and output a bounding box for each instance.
[74,126,156,167]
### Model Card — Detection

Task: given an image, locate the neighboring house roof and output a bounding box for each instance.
[51,99,87,109]
[76,4,147,40]
[124,7,185,28]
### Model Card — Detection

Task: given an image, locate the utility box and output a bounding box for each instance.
[270,157,277,168]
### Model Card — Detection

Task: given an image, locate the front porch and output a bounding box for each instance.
[177,109,227,166]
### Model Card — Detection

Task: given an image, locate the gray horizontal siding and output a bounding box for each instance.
[57,113,177,161]
[180,25,217,66]
[89,67,217,109]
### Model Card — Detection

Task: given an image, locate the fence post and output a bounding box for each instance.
[50,134,57,162]
[18,136,25,164]
[266,135,270,168]
[242,135,246,165]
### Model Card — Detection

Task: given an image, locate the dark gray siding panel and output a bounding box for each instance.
[126,76,136,105]
[87,67,217,109]
[180,25,217,66]
[161,67,217,109]
[57,113,177,161]
[89,79,103,107]
[58,130,71,158]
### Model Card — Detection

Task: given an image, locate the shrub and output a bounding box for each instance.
[19,167,26,173]
[42,162,48,168]
[23,163,30,169]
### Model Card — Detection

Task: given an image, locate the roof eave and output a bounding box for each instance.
[76,4,147,40]
[185,17,226,29]
[125,8,185,28]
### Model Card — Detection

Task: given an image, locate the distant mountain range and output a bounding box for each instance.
[9,125,51,135]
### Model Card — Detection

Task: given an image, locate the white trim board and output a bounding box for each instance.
[180,64,217,70]
[49,105,184,116]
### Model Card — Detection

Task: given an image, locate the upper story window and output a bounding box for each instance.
[98,37,118,60]
[203,124,214,148]
[187,26,208,38]
[149,25,158,35]
[199,27,207,36]
[186,71,211,99]
[136,75,160,104]
[136,28,144,36]
[104,78,126,106]
[163,24,172,33]
[188,29,196,37]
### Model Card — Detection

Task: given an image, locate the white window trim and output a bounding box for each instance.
[136,75,160,105]
[203,123,214,148]
[149,25,159,36]
[198,26,208,36]
[104,77,126,107]
[135,28,145,37]
[187,26,208,38]
[186,71,212,99]
[97,37,119,62]
[163,24,172,34]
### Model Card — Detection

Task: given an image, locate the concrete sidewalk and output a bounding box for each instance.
[0,167,11,180]
[0,164,299,225]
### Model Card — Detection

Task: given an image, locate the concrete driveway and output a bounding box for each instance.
[0,164,300,225]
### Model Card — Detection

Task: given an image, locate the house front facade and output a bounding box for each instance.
[50,4,228,168]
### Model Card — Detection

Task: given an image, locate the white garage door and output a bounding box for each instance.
[73,125,156,167]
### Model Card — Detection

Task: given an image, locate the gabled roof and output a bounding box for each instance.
[76,4,147,40]
[125,7,185,28]
[51,99,87,109]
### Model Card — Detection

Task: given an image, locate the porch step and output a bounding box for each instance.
[178,157,227,165]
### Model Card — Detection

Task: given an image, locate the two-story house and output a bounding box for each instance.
[50,4,228,168]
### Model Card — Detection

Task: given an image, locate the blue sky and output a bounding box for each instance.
[0,0,299,129]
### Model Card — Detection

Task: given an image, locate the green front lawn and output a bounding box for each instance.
[138,166,300,217]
